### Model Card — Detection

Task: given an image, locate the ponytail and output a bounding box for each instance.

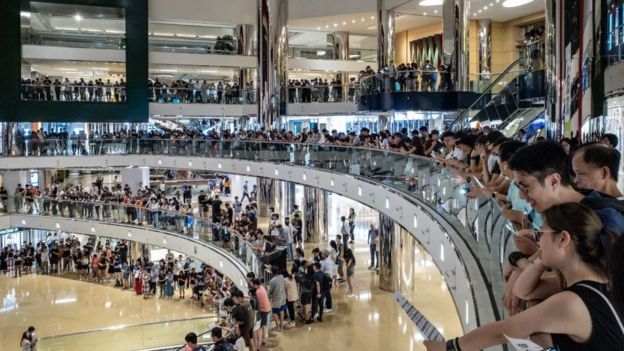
[608,234,624,317]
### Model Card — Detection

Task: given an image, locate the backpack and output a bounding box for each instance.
[580,192,624,235]
[300,274,314,293]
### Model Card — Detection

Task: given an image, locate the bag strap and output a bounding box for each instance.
[577,283,624,335]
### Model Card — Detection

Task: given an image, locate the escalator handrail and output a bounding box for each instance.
[447,58,523,131]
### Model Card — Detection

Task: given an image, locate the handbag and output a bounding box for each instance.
[578,283,624,334]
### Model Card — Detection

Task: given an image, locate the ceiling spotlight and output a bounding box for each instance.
[74,13,83,22]
[361,18,365,21]
[473,12,477,16]
[342,21,346,25]
[419,0,443,5]
[502,0,534,7]
[484,5,488,9]
[370,15,375,19]
[352,19,356,23]
[423,12,427,15]
[317,26,321,30]
[478,9,482,13]
[490,2,494,5]
[325,25,329,28]
[334,23,338,27]
[434,10,438,13]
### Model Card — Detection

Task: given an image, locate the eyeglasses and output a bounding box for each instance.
[533,230,560,242]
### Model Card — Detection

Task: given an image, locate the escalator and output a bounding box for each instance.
[448,58,545,133]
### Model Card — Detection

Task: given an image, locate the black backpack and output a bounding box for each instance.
[300,273,314,293]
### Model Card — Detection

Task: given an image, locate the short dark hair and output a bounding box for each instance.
[313,262,321,270]
[499,141,526,163]
[223,298,235,307]
[251,278,262,286]
[430,129,440,135]
[457,134,476,148]
[604,133,619,147]
[508,141,572,185]
[246,272,256,279]
[574,143,621,181]
[441,131,455,139]
[211,327,223,339]
[487,131,505,144]
[419,126,428,132]
[185,332,198,344]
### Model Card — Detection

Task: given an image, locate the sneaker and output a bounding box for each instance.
[316,317,323,322]
[325,309,333,313]
[305,319,313,324]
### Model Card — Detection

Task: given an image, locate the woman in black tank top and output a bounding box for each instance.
[425,203,624,351]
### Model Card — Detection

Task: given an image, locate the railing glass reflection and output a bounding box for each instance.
[1,195,263,278]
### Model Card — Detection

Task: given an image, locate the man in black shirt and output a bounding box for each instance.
[211,195,222,222]
[310,262,325,323]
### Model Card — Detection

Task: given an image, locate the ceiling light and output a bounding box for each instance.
[159,69,178,73]
[361,18,365,21]
[197,35,217,39]
[434,10,438,13]
[153,32,174,37]
[105,29,124,34]
[473,12,477,16]
[423,12,427,15]
[59,68,77,71]
[200,70,217,73]
[490,2,494,5]
[55,27,79,31]
[325,25,329,28]
[82,28,102,32]
[74,14,83,22]
[502,0,534,7]
[333,23,338,27]
[342,21,346,25]
[370,16,375,19]
[91,67,109,71]
[419,0,443,5]
[317,50,326,56]
[478,9,482,13]
[352,19,356,23]
[176,33,197,38]
[317,26,321,30]
[20,11,31,18]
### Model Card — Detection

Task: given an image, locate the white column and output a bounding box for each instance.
[121,167,150,194]
[1,171,28,195]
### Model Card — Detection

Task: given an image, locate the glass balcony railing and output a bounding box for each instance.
[36,317,216,351]
[1,195,265,280]
[0,139,516,322]
[19,84,360,104]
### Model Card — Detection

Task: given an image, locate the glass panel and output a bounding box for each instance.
[21,2,127,103]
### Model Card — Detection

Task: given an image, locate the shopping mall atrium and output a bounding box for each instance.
[1,0,624,350]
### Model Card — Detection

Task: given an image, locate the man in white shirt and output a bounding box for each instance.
[283,217,294,261]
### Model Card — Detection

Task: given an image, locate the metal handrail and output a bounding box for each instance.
[447,57,524,131]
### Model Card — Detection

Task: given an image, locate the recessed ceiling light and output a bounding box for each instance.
[325,25,329,28]
[473,12,477,16]
[334,23,338,27]
[361,18,365,21]
[478,9,482,13]
[419,0,443,5]
[352,19,356,23]
[502,0,534,7]
[434,10,438,13]
[317,26,321,30]
[342,21,346,25]
[490,2,494,5]
[74,13,83,22]
[20,11,31,18]
[370,15,375,19]
[484,5,488,9]
[423,12,427,15]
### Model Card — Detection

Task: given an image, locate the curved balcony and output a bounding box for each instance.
[0,197,257,289]
[0,139,516,341]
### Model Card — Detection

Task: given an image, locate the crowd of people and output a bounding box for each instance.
[21,77,126,102]
[422,127,624,350]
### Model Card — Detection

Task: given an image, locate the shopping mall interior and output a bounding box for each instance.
[1,0,624,350]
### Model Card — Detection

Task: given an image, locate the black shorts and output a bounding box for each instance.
[300,292,312,305]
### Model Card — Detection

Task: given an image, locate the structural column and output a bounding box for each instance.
[257,177,275,217]
[442,0,470,91]
[378,212,398,292]
[477,19,492,76]
[332,31,350,102]
[304,186,327,244]
[236,24,255,104]
[121,167,149,194]
[544,0,558,139]
[257,0,288,130]
[377,0,395,70]
[1,170,28,195]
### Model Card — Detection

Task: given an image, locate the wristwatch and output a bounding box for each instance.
[446,338,462,351]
